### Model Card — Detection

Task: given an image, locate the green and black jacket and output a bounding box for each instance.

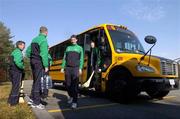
[90,47,101,69]
[10,48,24,72]
[61,44,84,69]
[48,53,52,66]
[26,33,49,68]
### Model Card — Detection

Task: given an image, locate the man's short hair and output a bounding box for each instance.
[16,41,25,48]
[70,35,77,39]
[40,26,48,33]
[91,40,95,43]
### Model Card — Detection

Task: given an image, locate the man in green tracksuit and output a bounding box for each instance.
[8,41,25,106]
[26,26,49,109]
[61,35,84,109]
[88,41,101,89]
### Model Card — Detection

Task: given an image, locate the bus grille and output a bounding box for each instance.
[161,60,178,76]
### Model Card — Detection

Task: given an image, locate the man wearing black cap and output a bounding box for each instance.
[61,35,84,109]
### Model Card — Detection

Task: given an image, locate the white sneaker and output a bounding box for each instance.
[88,87,96,91]
[29,98,33,102]
[71,103,77,109]
[67,97,73,104]
[31,104,45,110]
[28,99,33,105]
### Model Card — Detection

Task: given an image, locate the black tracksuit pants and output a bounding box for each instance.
[31,62,44,105]
[8,70,22,105]
[65,67,79,103]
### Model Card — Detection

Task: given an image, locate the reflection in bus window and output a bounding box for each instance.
[109,30,145,54]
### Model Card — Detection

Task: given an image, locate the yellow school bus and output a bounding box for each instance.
[49,24,179,99]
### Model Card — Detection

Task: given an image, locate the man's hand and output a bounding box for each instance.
[61,68,64,73]
[45,67,49,73]
[79,69,82,75]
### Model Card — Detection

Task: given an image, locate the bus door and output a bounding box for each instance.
[84,29,101,82]
[77,34,90,84]
[98,29,112,73]
[97,29,112,91]
[83,28,112,90]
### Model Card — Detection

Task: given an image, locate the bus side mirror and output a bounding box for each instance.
[145,35,157,44]
[139,35,157,65]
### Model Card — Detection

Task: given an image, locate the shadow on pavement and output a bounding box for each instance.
[49,85,180,119]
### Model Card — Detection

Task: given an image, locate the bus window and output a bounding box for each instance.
[54,45,61,60]
[77,34,85,48]
[59,44,64,59]
[108,29,145,54]
[84,34,91,53]
[49,47,55,60]
[116,42,123,52]
[60,41,71,59]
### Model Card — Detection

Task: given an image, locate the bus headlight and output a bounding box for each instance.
[136,65,155,73]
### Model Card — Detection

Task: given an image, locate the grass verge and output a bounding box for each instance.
[0,82,35,119]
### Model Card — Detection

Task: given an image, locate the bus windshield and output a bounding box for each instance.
[108,30,145,54]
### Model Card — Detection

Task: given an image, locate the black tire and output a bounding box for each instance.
[52,81,55,88]
[106,68,140,101]
[146,89,169,99]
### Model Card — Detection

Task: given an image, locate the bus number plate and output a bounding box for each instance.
[169,79,175,85]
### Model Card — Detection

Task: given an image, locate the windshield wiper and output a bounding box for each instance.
[116,48,134,53]
[116,48,145,54]
[136,50,145,54]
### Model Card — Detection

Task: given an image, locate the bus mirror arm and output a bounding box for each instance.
[138,35,157,65]
[138,43,156,65]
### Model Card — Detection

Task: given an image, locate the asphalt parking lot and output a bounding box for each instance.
[24,80,180,119]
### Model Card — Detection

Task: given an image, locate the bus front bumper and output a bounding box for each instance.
[139,78,179,91]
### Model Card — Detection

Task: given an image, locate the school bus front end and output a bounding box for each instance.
[101,24,179,99]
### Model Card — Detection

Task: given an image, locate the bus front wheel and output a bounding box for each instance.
[107,68,140,100]
[146,89,169,99]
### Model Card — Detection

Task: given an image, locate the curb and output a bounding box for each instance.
[24,95,54,119]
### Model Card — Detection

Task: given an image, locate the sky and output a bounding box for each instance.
[0,0,180,60]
